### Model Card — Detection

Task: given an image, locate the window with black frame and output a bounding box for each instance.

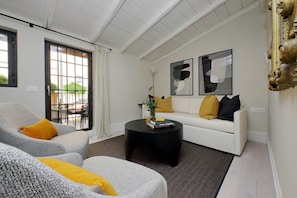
[0,29,17,87]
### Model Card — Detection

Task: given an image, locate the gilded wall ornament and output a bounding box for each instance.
[268,0,297,91]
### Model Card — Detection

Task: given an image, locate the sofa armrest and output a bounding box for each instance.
[233,108,248,155]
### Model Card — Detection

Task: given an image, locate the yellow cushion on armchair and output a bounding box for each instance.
[19,118,58,140]
[39,158,118,196]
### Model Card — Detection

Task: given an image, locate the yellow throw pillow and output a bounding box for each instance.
[19,118,58,140]
[39,158,118,196]
[154,96,173,112]
[199,95,219,120]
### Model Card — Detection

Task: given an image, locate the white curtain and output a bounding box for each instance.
[93,46,111,139]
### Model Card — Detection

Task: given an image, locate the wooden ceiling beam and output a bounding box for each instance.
[119,0,182,53]
[138,0,227,60]
[91,0,126,43]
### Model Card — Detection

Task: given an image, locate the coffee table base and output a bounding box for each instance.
[125,119,183,167]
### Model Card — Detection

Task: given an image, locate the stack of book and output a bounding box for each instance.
[147,118,175,129]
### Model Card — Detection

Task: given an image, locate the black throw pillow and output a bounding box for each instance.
[218,95,241,121]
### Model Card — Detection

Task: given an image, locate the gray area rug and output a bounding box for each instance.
[88,135,233,198]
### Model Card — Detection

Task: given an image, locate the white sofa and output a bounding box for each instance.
[142,97,248,155]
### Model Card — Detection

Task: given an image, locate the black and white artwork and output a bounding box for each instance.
[170,58,193,96]
[199,49,233,95]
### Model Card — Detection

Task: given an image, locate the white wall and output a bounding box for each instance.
[269,85,297,197]
[153,5,269,138]
[0,17,93,116]
[265,0,297,195]
[0,17,151,128]
[109,49,152,128]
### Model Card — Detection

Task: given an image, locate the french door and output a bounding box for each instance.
[45,41,93,130]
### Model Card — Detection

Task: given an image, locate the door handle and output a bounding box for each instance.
[47,85,51,96]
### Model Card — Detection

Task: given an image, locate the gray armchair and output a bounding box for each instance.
[0,143,168,198]
[0,102,89,159]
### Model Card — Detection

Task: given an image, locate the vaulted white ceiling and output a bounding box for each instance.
[0,0,260,62]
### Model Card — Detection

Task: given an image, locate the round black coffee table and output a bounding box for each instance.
[125,119,183,166]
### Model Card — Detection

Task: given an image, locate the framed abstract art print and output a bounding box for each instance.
[170,58,193,96]
[199,49,233,95]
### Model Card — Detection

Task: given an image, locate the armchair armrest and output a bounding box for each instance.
[51,122,76,135]
[0,126,66,157]
[16,137,66,157]
[233,108,248,155]
[39,152,83,167]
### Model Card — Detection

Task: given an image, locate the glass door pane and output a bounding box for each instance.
[45,41,92,130]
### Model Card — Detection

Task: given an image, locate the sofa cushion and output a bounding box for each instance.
[19,118,58,140]
[172,97,190,113]
[154,96,173,112]
[188,98,202,114]
[218,95,241,121]
[39,157,117,196]
[154,112,234,133]
[199,95,219,120]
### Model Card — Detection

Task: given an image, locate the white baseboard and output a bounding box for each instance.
[267,138,282,198]
[248,130,267,143]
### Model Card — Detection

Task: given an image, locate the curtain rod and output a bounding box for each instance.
[0,12,112,51]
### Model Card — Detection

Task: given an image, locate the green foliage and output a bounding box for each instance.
[50,83,58,93]
[143,96,157,108]
[0,75,8,84]
[63,82,87,95]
